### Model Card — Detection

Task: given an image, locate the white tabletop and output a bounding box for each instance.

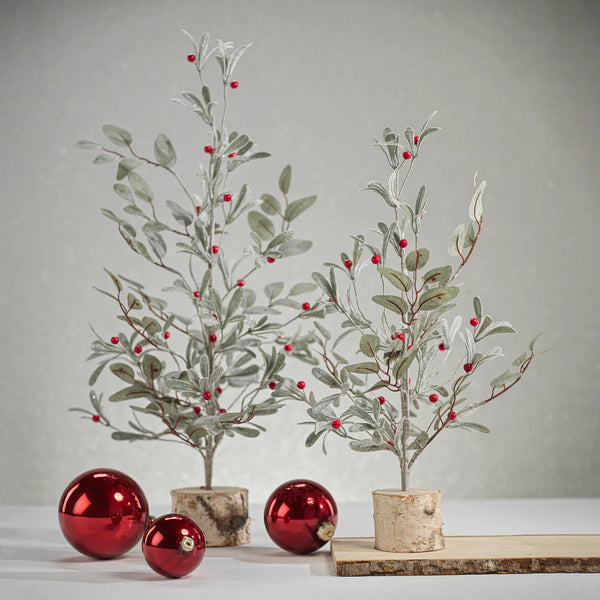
[1,499,599,600]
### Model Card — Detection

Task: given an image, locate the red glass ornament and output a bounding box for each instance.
[142,514,205,578]
[58,468,149,559]
[264,479,338,554]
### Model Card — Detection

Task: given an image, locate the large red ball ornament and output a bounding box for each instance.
[264,479,338,554]
[58,468,149,559]
[142,514,206,578]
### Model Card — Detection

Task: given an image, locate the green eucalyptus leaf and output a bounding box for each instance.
[264,282,284,300]
[473,296,482,320]
[422,265,452,287]
[290,282,317,296]
[142,354,162,382]
[166,200,193,226]
[284,196,316,222]
[469,181,486,222]
[110,363,136,383]
[448,224,465,256]
[279,239,312,257]
[312,367,339,387]
[154,133,177,167]
[260,193,281,215]
[359,334,381,357]
[345,362,379,374]
[405,248,429,271]
[93,153,116,164]
[278,165,292,194]
[377,266,412,292]
[372,294,409,315]
[113,183,134,202]
[109,385,150,402]
[102,124,132,147]
[417,286,460,312]
[116,158,142,181]
[248,211,275,241]
[127,171,153,203]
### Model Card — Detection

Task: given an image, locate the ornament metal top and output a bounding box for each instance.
[71,32,325,490]
[276,113,548,492]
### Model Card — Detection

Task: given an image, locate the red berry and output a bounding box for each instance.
[396,333,405,341]
[449,411,457,421]
[193,291,200,298]
[134,345,142,354]
[268,381,277,390]
[212,245,219,254]
[371,255,381,264]
[470,317,479,327]
[193,406,201,414]
[387,441,394,446]
[378,396,386,405]
[216,387,223,394]
[297,381,306,390]
[208,334,217,343]
[203,391,212,400]
[196,205,201,214]
[204,145,214,154]
[403,150,412,160]
[344,259,353,269]
[331,420,342,430]
[228,152,236,158]
[429,393,439,403]
[284,344,293,352]
[237,279,245,287]
[230,80,239,89]
[187,54,196,63]
[399,238,409,249]
[301,302,310,311]
[164,331,170,339]
[266,257,276,263]
[463,363,473,373]
[110,336,119,345]
[92,414,100,423]
[219,408,227,414]
[438,343,446,351]
[407,344,413,349]
[223,193,232,202]
[414,135,419,145]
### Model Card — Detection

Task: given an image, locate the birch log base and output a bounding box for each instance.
[372,489,444,552]
[171,486,250,547]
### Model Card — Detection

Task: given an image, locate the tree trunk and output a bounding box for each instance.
[204,437,214,490]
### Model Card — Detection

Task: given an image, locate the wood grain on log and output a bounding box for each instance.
[372,489,444,552]
[171,486,250,547]
[331,535,600,577]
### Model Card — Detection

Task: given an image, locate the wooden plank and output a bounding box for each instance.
[331,535,600,577]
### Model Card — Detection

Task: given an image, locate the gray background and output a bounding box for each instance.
[1,0,598,509]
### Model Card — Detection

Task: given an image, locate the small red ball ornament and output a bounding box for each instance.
[193,291,200,298]
[378,396,386,405]
[284,344,293,352]
[134,345,142,354]
[264,479,338,554]
[331,419,341,429]
[470,317,479,327]
[110,336,119,345]
[230,80,239,89]
[237,279,245,287]
[438,343,446,351]
[297,381,306,390]
[204,145,214,154]
[403,150,412,160]
[301,302,310,311]
[203,391,212,400]
[371,255,381,264]
[429,393,439,403]
[449,411,457,421]
[193,406,201,414]
[463,363,473,373]
[212,245,219,254]
[208,334,217,343]
[92,414,100,422]
[399,238,408,248]
[164,331,170,339]
[142,514,205,578]
[58,468,149,559]
[266,257,276,263]
[223,193,232,202]
[269,381,277,390]
[187,54,196,63]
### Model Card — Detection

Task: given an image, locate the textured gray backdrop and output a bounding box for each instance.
[1,0,599,508]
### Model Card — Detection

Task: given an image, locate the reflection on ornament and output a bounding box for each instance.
[58,468,149,559]
[264,479,338,554]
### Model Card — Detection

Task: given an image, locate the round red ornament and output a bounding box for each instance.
[58,468,149,559]
[264,479,338,554]
[142,514,205,578]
